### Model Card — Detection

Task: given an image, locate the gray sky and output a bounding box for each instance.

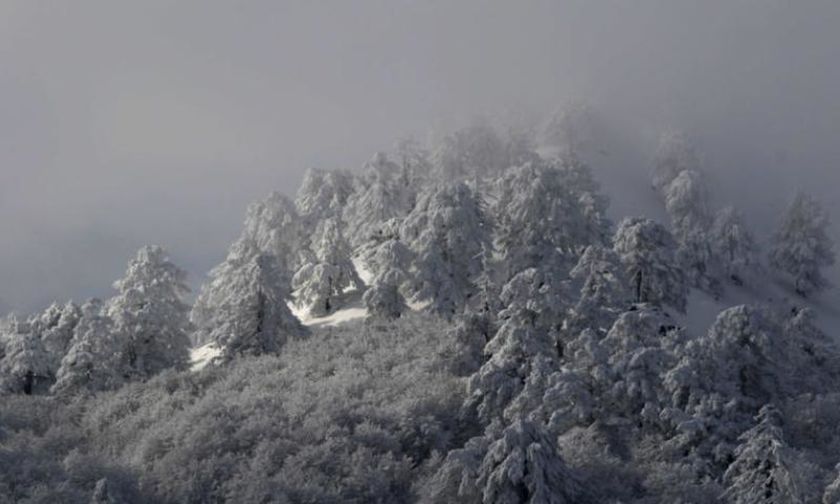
[1,0,839,313]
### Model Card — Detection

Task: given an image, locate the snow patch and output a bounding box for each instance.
[190,343,221,371]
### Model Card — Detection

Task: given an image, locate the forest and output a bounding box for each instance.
[0,110,838,503]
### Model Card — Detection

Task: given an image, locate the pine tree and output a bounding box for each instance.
[613,217,688,312]
[192,239,306,358]
[722,405,803,504]
[432,123,509,183]
[344,152,413,248]
[769,192,835,296]
[241,191,307,274]
[401,183,490,317]
[29,301,81,376]
[108,246,192,380]
[494,158,609,280]
[566,245,631,337]
[363,269,408,319]
[293,217,362,316]
[52,299,124,395]
[711,206,758,286]
[295,167,355,222]
[0,318,51,394]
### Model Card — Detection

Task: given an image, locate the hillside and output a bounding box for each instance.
[1,120,839,503]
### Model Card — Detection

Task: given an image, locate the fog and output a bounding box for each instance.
[1,0,838,313]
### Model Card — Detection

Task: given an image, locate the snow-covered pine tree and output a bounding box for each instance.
[663,169,711,234]
[400,182,490,317]
[494,157,609,280]
[344,152,413,248]
[294,167,355,222]
[427,419,594,504]
[192,239,306,358]
[769,192,835,296]
[394,136,432,199]
[0,318,51,394]
[52,299,124,395]
[711,206,758,286]
[722,404,803,504]
[293,217,362,316]
[363,269,408,320]
[652,130,699,194]
[108,246,192,380]
[565,245,631,338]
[241,191,308,274]
[613,217,688,313]
[28,300,81,376]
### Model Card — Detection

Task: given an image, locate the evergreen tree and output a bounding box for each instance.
[52,299,124,395]
[613,217,688,312]
[29,301,81,375]
[0,318,51,394]
[565,245,630,337]
[241,191,307,274]
[401,183,490,317]
[769,192,835,296]
[363,269,408,320]
[108,246,192,379]
[192,239,306,358]
[711,206,758,286]
[293,217,362,316]
[295,167,355,222]
[722,405,803,504]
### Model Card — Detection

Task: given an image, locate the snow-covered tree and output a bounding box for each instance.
[565,245,630,337]
[769,192,835,296]
[241,191,308,273]
[29,301,81,375]
[293,217,362,316]
[0,318,51,394]
[394,136,432,197]
[652,130,699,194]
[295,167,355,222]
[613,217,688,312]
[192,239,306,358]
[108,246,192,380]
[52,299,124,395]
[494,158,610,279]
[722,405,803,504]
[363,269,408,320]
[401,183,490,316]
[363,234,413,284]
[344,152,413,248]
[711,206,758,285]
[663,169,711,235]
[427,420,593,504]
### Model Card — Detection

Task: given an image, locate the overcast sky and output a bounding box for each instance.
[1,0,839,313]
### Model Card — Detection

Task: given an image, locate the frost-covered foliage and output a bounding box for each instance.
[293,217,362,316]
[722,405,805,504]
[344,152,415,247]
[52,299,124,395]
[565,245,631,337]
[494,157,610,279]
[613,217,688,312]
[363,268,408,319]
[108,246,192,380]
[0,318,52,395]
[294,167,354,221]
[401,183,491,316]
[425,419,594,504]
[240,190,307,273]
[3,119,840,504]
[770,192,836,296]
[192,239,305,357]
[712,206,759,285]
[542,102,596,157]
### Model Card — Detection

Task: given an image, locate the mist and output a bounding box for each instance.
[1,0,839,313]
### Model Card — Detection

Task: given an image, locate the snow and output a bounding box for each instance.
[190,342,221,371]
